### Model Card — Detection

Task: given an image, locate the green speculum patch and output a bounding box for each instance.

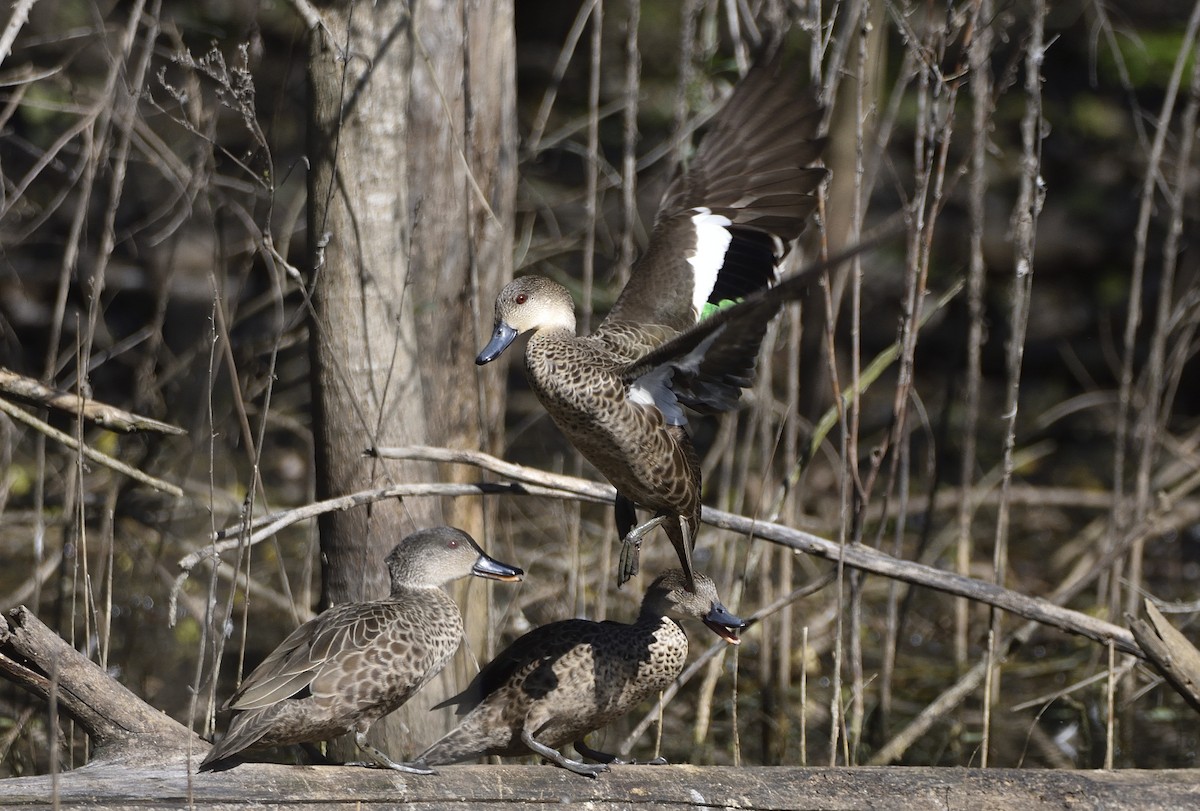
[701,298,741,320]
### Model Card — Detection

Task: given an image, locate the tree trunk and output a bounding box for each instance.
[306,0,514,761]
[405,0,518,692]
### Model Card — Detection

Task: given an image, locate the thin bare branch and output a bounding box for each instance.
[0,368,185,435]
[0,0,38,69]
[368,446,1142,655]
[0,397,183,497]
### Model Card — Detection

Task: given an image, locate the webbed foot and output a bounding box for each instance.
[354,731,435,774]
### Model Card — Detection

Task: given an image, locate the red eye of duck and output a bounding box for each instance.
[515,293,528,304]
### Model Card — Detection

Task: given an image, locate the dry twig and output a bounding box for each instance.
[0,369,185,435]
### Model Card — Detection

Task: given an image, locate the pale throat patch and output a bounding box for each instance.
[529,300,576,333]
[686,208,733,321]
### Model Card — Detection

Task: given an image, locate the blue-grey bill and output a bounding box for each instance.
[703,603,746,644]
[472,553,524,582]
[476,323,518,365]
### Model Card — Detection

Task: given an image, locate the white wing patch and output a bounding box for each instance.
[687,208,733,322]
[629,365,685,426]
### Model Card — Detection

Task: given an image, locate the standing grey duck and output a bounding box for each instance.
[199,526,523,772]
[476,51,829,589]
[411,569,745,777]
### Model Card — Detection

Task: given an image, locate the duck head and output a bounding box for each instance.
[386,527,524,592]
[644,569,747,645]
[476,276,577,364]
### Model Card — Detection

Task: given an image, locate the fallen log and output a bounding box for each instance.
[0,606,204,766]
[3,605,1199,810]
[1,760,1199,810]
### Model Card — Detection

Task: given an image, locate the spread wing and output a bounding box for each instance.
[600,49,827,334]
[619,232,895,419]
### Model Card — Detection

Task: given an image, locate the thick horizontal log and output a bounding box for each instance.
[2,603,1197,809]
[1,760,1198,809]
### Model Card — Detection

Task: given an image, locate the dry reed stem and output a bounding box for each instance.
[1111,0,1200,623]
[869,481,1200,764]
[618,0,641,284]
[982,0,1046,766]
[959,0,993,701]
[526,0,598,153]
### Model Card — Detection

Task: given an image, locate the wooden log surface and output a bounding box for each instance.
[1,759,1199,810]
[3,603,1199,809]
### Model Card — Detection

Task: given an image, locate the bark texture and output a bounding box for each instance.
[3,761,1199,810]
[0,607,205,765]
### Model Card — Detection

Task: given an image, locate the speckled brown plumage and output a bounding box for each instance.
[198,527,522,772]
[412,570,744,777]
[475,51,828,589]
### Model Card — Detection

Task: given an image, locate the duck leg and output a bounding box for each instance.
[616,514,667,586]
[574,737,667,766]
[521,729,609,778]
[615,493,644,586]
[614,493,638,541]
[353,730,436,774]
[617,512,698,588]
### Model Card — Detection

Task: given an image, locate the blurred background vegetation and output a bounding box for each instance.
[1,0,1198,776]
